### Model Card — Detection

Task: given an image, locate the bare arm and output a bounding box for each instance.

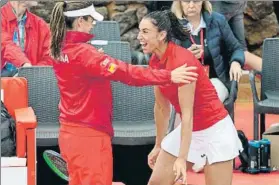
[177,82,196,159]
[154,86,171,148]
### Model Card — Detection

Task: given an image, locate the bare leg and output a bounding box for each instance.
[148,149,193,185]
[204,160,233,185]
[244,51,262,72]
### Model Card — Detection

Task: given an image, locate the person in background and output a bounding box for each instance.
[211,1,263,72]
[171,1,244,103]
[211,1,247,50]
[137,10,242,185]
[49,2,198,185]
[1,1,51,77]
[274,1,279,24]
[146,1,173,12]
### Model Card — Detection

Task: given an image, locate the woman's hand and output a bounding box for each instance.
[98,48,104,54]
[229,61,242,82]
[148,146,161,170]
[188,44,203,60]
[173,157,187,184]
[171,64,198,84]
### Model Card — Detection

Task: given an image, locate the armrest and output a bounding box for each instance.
[144,54,151,64]
[249,70,261,103]
[15,107,37,129]
[131,50,145,65]
[224,80,238,107]
[230,80,238,101]
[15,107,37,158]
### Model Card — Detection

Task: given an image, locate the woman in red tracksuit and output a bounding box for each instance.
[1,1,51,76]
[49,2,198,185]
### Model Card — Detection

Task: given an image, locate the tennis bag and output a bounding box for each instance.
[1,101,16,156]
[237,130,249,172]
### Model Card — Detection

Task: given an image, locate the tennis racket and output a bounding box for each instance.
[43,150,69,181]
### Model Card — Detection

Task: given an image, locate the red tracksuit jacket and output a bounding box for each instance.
[1,2,51,69]
[53,31,172,136]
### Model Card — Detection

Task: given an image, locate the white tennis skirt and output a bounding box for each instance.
[161,115,243,170]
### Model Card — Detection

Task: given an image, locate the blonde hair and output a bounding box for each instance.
[171,1,212,19]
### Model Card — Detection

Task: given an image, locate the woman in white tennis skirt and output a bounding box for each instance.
[137,10,243,185]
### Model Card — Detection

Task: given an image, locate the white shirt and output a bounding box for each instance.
[186,15,206,36]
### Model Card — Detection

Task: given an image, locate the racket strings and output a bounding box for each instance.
[46,153,69,176]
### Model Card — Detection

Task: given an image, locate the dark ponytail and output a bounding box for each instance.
[166,11,189,41]
[144,10,189,42]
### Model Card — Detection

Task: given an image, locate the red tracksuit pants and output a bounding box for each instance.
[59,121,113,185]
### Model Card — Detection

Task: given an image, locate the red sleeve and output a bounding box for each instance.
[36,21,52,66]
[1,46,6,69]
[81,46,172,86]
[1,27,31,67]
